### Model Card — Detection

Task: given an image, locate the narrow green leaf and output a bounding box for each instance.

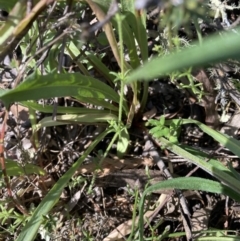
[121,0,135,13]
[0,88,7,95]
[127,11,148,61]
[228,162,240,181]
[92,0,111,11]
[56,113,118,122]
[197,237,240,241]
[144,177,240,201]
[34,117,71,130]
[35,113,117,130]
[182,144,236,178]
[126,27,240,83]
[73,95,121,112]
[66,41,115,85]
[16,128,113,241]
[113,14,140,69]
[85,52,115,84]
[159,137,240,195]
[167,119,240,158]
[21,101,118,114]
[167,229,240,239]
[139,177,240,241]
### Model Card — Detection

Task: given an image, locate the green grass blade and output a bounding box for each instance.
[144,177,240,202]
[159,137,240,194]
[16,128,113,241]
[181,144,237,178]
[196,237,240,241]
[66,41,115,85]
[56,113,118,123]
[122,16,140,68]
[139,177,240,241]
[167,230,240,239]
[73,95,121,112]
[85,52,115,84]
[34,113,118,130]
[21,101,118,114]
[166,119,240,157]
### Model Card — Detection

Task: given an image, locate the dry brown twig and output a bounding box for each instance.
[0,0,55,62]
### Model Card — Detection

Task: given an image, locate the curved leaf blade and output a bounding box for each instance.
[35,113,118,130]
[158,136,240,194]
[167,119,240,158]
[21,101,118,114]
[0,72,121,107]
[16,128,113,241]
[126,27,240,83]
[139,177,240,241]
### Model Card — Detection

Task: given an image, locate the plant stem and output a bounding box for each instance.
[99,130,119,166]
[127,188,139,241]
[29,105,39,149]
[193,17,203,45]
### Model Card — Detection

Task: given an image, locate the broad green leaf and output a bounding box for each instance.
[16,128,113,241]
[4,159,45,176]
[0,88,7,95]
[0,72,122,108]
[126,27,240,83]
[139,177,240,241]
[35,113,118,130]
